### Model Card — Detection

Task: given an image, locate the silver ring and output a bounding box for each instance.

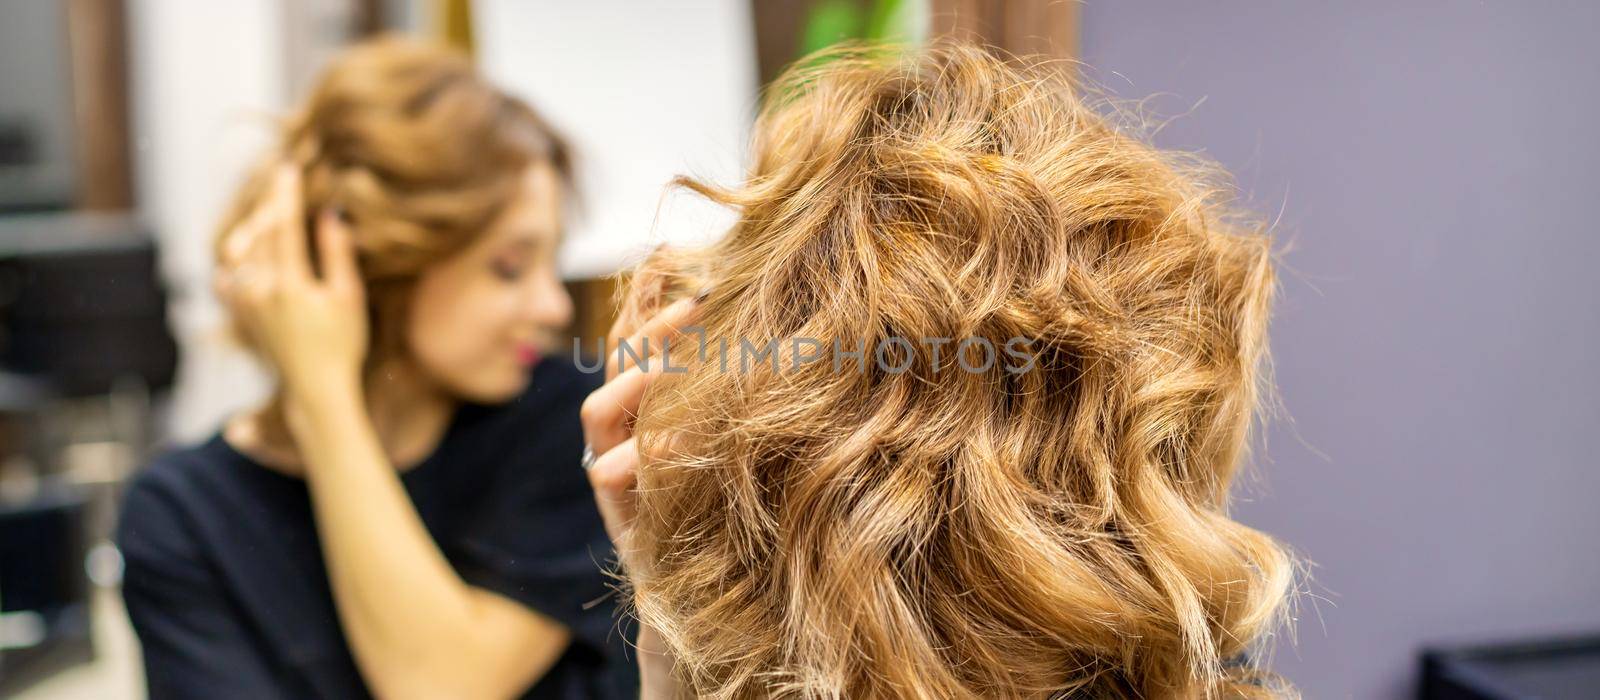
[580,444,597,471]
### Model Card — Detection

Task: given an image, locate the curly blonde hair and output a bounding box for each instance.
[625,43,1295,699]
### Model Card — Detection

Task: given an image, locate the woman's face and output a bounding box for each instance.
[405,162,573,403]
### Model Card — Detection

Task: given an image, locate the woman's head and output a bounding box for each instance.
[626,43,1293,698]
[218,35,573,403]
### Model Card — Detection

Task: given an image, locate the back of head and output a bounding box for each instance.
[628,43,1294,698]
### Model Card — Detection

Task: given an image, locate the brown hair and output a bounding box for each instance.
[624,43,1295,698]
[216,34,571,368]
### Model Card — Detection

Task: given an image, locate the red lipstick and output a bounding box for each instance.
[515,344,542,368]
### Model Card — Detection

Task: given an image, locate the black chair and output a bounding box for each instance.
[1421,634,1600,699]
[0,485,93,695]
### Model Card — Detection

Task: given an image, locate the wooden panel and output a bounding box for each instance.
[65,0,133,211]
[438,0,475,54]
[930,0,1078,63]
[999,0,1077,63]
[755,0,1078,89]
[354,0,386,36]
[750,0,814,86]
[930,0,1004,46]
[565,275,624,352]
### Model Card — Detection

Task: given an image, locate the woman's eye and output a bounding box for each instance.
[492,261,526,281]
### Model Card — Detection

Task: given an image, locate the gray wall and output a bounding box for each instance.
[1078,2,1600,697]
[0,0,78,207]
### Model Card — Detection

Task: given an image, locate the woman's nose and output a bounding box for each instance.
[529,276,574,330]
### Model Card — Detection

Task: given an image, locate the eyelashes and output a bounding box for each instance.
[491,259,527,281]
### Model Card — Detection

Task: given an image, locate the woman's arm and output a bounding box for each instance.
[227,167,570,699]
[289,383,571,699]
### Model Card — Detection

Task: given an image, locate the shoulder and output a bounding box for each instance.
[116,447,208,586]
[115,437,241,570]
[119,442,213,536]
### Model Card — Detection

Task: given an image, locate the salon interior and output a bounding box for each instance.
[0,1,1596,698]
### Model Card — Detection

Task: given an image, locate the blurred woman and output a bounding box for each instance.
[582,43,1296,698]
[117,37,636,699]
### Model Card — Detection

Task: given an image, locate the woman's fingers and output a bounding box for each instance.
[220,220,259,269]
[315,208,360,294]
[580,364,657,457]
[228,212,279,306]
[587,436,640,548]
[581,289,705,557]
[269,165,313,285]
[606,296,701,382]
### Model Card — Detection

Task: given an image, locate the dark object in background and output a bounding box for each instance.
[0,212,177,397]
[0,486,93,696]
[0,211,175,693]
[1421,634,1600,699]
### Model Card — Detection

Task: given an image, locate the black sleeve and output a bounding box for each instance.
[116,473,289,700]
[450,365,630,656]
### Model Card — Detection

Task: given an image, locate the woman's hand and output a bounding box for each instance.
[579,292,700,698]
[580,295,698,554]
[217,166,368,403]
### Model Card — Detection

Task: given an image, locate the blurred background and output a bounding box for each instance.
[0,1,1594,698]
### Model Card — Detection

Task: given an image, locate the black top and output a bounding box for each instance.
[115,359,637,699]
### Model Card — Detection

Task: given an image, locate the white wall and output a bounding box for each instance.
[0,0,78,207]
[474,0,758,278]
[127,0,285,443]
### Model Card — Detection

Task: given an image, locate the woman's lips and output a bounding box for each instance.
[514,344,542,368]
